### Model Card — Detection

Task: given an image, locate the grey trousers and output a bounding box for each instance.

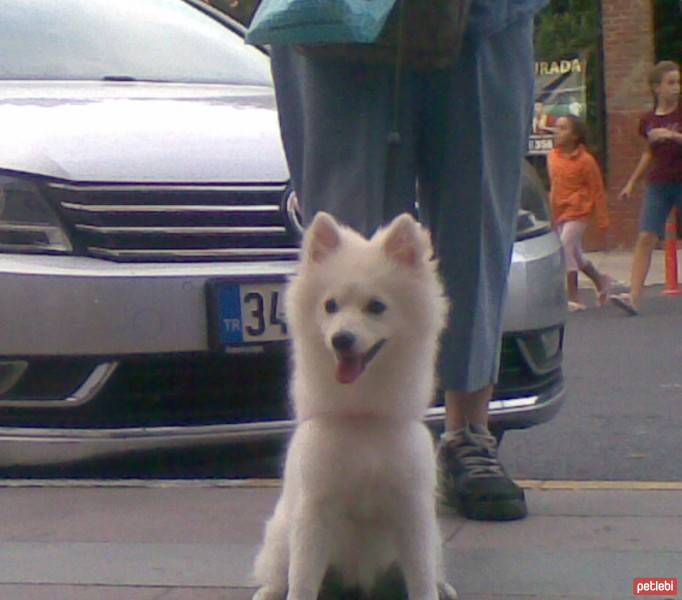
[270,15,536,392]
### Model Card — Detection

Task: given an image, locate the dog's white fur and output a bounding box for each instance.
[252,212,451,600]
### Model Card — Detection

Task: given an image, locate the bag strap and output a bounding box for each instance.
[389,0,407,145]
[384,0,408,213]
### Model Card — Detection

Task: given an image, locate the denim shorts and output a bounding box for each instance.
[639,182,682,237]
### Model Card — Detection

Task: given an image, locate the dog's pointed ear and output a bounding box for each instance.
[381,213,431,269]
[304,212,342,264]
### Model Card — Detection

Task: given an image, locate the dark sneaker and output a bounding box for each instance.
[437,423,527,521]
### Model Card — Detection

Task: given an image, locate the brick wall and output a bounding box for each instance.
[590,0,655,250]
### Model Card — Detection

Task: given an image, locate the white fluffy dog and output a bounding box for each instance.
[252,212,455,600]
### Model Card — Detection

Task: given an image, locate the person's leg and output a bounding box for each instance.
[559,219,615,307]
[444,387,491,431]
[418,16,536,520]
[631,185,671,307]
[269,47,418,236]
[557,220,587,306]
[628,231,659,307]
[421,20,535,395]
[613,183,671,314]
[674,183,682,218]
[566,272,581,306]
[580,261,615,306]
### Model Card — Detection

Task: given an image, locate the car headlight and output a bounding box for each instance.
[516,162,552,241]
[0,175,72,254]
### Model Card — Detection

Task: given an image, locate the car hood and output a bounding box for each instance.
[0,81,289,184]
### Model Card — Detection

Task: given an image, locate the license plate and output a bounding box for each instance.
[207,279,288,347]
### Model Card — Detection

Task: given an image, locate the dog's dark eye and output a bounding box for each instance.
[366,299,387,315]
[324,298,338,314]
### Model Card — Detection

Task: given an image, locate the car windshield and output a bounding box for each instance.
[0,0,272,86]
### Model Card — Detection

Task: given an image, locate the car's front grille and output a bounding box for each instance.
[45,182,300,262]
[0,352,291,429]
[0,358,105,404]
[0,329,563,429]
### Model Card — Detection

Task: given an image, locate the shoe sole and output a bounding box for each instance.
[457,496,528,521]
[438,487,528,521]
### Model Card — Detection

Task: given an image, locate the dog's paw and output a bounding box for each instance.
[251,586,286,600]
[438,581,458,600]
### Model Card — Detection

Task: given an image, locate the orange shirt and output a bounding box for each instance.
[547,145,609,229]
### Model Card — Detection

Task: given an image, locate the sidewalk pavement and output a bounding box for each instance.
[579,248,682,291]
[0,479,680,600]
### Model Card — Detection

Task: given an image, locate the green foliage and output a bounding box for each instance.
[533,0,604,162]
[654,0,682,62]
[534,0,600,60]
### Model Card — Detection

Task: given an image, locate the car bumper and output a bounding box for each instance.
[0,228,563,356]
[0,229,565,468]
[0,374,565,468]
[503,231,566,331]
[0,254,296,356]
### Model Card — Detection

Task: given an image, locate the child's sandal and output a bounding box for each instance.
[568,301,587,313]
[610,293,639,316]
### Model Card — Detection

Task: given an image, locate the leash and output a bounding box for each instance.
[383,0,408,213]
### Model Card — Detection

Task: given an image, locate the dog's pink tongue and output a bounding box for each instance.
[336,356,364,384]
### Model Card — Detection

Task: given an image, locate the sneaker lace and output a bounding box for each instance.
[449,427,505,478]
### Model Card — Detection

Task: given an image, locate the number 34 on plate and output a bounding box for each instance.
[216,281,288,345]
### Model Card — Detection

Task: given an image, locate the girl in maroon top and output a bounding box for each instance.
[613,60,682,315]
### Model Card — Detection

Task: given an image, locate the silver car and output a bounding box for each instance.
[0,0,566,469]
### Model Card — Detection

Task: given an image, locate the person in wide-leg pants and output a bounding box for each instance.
[270,2,543,521]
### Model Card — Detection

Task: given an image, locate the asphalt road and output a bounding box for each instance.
[500,285,682,482]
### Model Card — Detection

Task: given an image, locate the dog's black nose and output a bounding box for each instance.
[332,331,355,352]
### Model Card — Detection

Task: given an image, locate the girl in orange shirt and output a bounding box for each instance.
[548,114,615,311]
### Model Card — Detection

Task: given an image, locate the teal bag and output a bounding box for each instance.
[245,0,398,45]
